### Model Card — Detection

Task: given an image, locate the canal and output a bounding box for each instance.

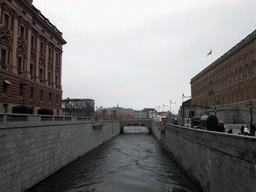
[27,126,201,192]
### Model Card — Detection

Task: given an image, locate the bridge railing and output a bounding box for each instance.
[0,113,93,123]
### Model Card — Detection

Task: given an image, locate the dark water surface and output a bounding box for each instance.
[27,126,201,192]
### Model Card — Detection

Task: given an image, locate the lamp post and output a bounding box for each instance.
[249,101,253,122]
[182,94,191,125]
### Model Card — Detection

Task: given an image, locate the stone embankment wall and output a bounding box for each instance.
[151,122,256,192]
[0,120,120,192]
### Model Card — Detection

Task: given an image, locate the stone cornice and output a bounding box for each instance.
[14,0,66,45]
[191,30,256,84]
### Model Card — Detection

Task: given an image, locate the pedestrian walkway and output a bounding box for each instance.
[225,124,252,135]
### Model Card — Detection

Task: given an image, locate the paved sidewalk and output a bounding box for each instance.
[225,124,253,135]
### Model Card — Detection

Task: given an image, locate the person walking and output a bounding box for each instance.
[250,121,255,136]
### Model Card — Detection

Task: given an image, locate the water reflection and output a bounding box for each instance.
[27,126,201,192]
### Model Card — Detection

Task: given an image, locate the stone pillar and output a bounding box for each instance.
[44,41,49,85]
[11,14,19,74]
[35,34,40,83]
[52,47,56,88]
[26,25,32,78]
[59,51,63,89]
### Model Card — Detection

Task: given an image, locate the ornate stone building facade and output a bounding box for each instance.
[0,0,66,115]
[191,30,256,109]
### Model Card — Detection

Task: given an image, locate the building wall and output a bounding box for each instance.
[0,0,66,115]
[0,120,120,192]
[151,123,256,192]
[191,30,256,109]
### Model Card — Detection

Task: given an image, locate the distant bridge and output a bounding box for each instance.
[120,119,152,130]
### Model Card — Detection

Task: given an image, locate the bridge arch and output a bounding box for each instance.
[120,119,152,133]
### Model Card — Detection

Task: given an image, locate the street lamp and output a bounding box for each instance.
[249,101,253,122]
[182,94,191,125]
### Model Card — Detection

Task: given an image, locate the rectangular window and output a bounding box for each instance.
[252,51,255,61]
[1,49,6,65]
[241,91,243,100]
[239,58,242,67]
[254,87,256,98]
[30,64,33,78]
[246,69,249,77]
[230,64,233,72]
[236,92,239,101]
[56,94,58,103]
[247,89,250,99]
[17,57,22,71]
[48,72,51,85]
[40,90,43,101]
[30,87,33,99]
[48,48,52,58]
[254,66,256,74]
[4,14,9,28]
[240,71,243,79]
[40,42,44,53]
[3,104,8,113]
[3,81,8,94]
[31,35,34,48]
[39,68,43,81]
[49,92,52,102]
[20,26,24,38]
[55,75,58,87]
[56,53,59,63]
[235,61,237,69]
[245,55,248,64]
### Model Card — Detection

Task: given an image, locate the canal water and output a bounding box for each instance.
[27,126,201,192]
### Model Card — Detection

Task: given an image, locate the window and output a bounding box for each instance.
[240,71,243,79]
[49,92,52,102]
[254,66,256,75]
[1,49,6,65]
[4,14,9,29]
[235,74,238,81]
[254,87,256,98]
[241,91,244,100]
[236,92,239,101]
[31,35,34,48]
[246,69,249,77]
[247,89,250,99]
[30,87,33,99]
[239,58,242,67]
[40,90,43,100]
[3,104,8,113]
[48,72,51,85]
[17,57,22,71]
[56,94,58,103]
[55,75,58,87]
[230,64,233,72]
[235,61,237,69]
[40,42,44,53]
[20,26,24,38]
[3,81,8,94]
[252,51,255,61]
[30,64,33,78]
[56,53,59,63]
[48,48,52,58]
[39,68,43,81]
[245,55,248,64]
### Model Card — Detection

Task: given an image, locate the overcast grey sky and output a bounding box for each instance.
[34,0,256,113]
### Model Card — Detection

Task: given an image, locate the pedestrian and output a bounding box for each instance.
[250,121,255,136]
[244,125,250,135]
[219,121,225,132]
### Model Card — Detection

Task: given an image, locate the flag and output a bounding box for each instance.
[207,50,212,56]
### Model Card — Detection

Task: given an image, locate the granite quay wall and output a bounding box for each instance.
[0,115,120,192]
[152,122,256,192]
